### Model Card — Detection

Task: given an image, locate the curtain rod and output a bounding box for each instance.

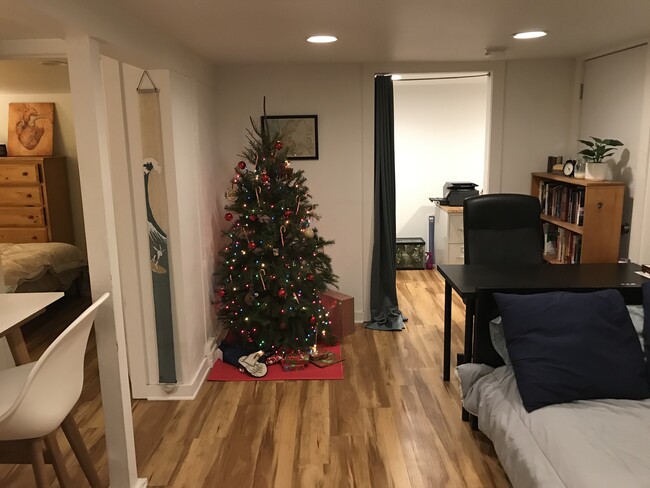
[389,73,490,81]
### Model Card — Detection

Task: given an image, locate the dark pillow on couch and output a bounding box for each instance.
[494,289,649,412]
[643,282,650,388]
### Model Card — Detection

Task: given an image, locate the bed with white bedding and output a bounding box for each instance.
[0,242,86,293]
[459,285,650,488]
[461,364,650,488]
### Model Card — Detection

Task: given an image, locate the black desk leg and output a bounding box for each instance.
[463,298,475,365]
[461,298,475,423]
[443,281,452,381]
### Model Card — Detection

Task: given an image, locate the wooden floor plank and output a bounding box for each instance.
[0,271,511,487]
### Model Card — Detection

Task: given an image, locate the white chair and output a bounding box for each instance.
[0,292,109,487]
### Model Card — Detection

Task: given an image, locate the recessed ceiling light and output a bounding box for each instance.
[307,35,337,44]
[512,30,547,40]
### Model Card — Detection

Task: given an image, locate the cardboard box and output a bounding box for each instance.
[320,289,355,337]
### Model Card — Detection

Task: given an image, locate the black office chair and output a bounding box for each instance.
[463,193,544,265]
[460,193,544,426]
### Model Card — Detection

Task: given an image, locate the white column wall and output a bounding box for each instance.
[66,36,143,488]
[119,66,217,399]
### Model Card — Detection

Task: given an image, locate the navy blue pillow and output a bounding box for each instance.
[643,282,650,388]
[494,289,649,412]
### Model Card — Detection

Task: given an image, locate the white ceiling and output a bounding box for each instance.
[1,1,650,64]
[106,0,650,64]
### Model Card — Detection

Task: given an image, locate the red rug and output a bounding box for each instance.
[207,344,344,381]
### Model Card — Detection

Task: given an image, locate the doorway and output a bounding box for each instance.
[393,72,490,254]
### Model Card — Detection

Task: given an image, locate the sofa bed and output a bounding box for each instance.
[457,284,650,488]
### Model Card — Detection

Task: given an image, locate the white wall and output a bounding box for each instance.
[500,58,576,193]
[117,65,219,399]
[213,63,365,319]
[394,76,488,251]
[214,59,576,321]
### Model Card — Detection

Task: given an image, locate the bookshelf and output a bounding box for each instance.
[531,172,624,264]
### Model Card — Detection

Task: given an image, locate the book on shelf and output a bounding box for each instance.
[537,182,584,226]
[543,223,582,263]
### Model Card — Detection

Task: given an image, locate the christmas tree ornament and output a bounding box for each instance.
[279,321,287,330]
[225,212,234,221]
[303,228,314,238]
[237,160,247,170]
[255,187,261,205]
[248,241,256,250]
[225,186,237,201]
[259,269,267,290]
[249,214,257,221]
[273,248,279,256]
[275,141,284,150]
[284,209,292,218]
[244,289,255,305]
[261,173,270,183]
[218,288,226,297]
[278,288,287,298]
[307,273,314,281]
[280,225,286,246]
[310,315,317,324]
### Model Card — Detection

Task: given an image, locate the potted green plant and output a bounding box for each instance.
[578,136,624,181]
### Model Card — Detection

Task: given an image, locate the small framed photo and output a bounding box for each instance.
[261,115,319,160]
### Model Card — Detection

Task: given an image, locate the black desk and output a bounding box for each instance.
[437,263,648,381]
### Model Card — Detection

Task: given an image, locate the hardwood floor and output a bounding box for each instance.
[0,271,511,487]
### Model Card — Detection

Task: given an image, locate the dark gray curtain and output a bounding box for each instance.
[366,75,405,331]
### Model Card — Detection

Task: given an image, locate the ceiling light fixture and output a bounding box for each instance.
[307,35,337,44]
[512,30,547,40]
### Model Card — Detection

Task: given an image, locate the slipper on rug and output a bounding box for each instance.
[238,351,267,377]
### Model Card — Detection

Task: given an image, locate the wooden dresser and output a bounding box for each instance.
[0,156,74,243]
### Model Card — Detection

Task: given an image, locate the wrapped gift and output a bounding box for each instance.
[281,352,309,371]
[320,289,354,337]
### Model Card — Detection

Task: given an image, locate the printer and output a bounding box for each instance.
[429,182,479,206]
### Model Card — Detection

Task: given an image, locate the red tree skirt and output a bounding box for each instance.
[207,345,344,381]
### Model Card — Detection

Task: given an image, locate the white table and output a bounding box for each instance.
[0,292,64,364]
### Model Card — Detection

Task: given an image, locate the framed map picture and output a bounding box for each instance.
[7,102,54,156]
[261,114,319,160]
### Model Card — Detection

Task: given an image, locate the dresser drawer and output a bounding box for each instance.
[0,186,43,206]
[448,214,465,244]
[448,243,465,263]
[0,207,45,227]
[0,227,48,242]
[0,164,40,184]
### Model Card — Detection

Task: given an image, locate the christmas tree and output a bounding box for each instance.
[216,114,338,353]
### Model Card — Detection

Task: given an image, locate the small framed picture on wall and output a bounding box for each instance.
[261,115,319,160]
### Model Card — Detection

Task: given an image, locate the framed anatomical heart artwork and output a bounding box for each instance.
[7,102,54,156]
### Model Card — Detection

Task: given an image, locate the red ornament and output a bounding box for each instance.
[310,316,317,324]
[248,241,256,250]
[218,289,226,297]
[275,141,284,150]
[278,288,286,298]
[238,160,246,169]
[261,174,270,183]
[225,213,233,221]
[249,214,257,221]
[307,273,314,281]
[284,209,292,218]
